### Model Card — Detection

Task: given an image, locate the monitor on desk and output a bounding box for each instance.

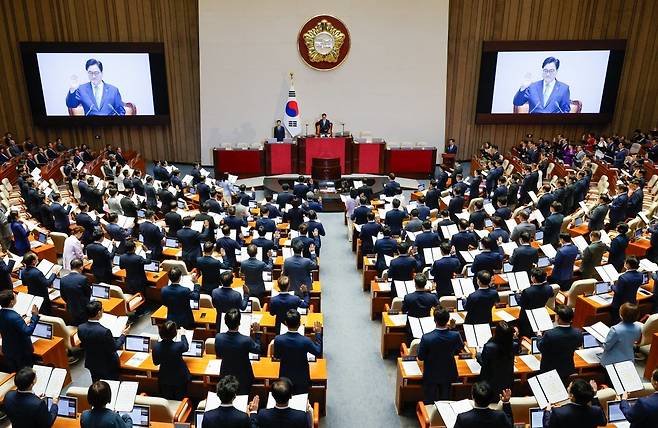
[508,293,519,308]
[165,238,179,248]
[48,396,77,418]
[529,408,543,428]
[113,255,121,266]
[607,399,637,423]
[537,257,550,268]
[37,232,48,243]
[594,282,612,295]
[177,199,186,209]
[125,335,151,353]
[32,321,53,340]
[120,405,150,427]
[573,217,583,226]
[144,261,159,272]
[92,284,110,300]
[137,210,145,219]
[531,337,540,354]
[503,262,514,273]
[642,272,649,284]
[53,277,60,290]
[189,187,196,195]
[457,298,465,312]
[195,410,204,427]
[182,340,204,357]
[535,230,544,241]
[582,332,600,349]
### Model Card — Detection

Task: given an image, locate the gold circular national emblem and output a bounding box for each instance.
[298,15,350,71]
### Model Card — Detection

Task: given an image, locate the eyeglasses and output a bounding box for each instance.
[542,68,557,74]
[87,71,101,76]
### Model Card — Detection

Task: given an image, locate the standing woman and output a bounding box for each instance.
[9,211,30,256]
[152,320,190,400]
[477,321,517,401]
[62,226,85,271]
[80,381,133,427]
[600,303,642,366]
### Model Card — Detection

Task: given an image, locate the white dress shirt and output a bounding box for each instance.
[62,235,84,270]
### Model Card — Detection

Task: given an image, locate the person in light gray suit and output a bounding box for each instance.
[106,187,124,215]
[239,244,273,302]
[510,211,536,243]
[404,209,423,234]
[599,303,642,366]
[576,230,608,279]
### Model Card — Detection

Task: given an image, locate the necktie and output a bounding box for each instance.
[543,84,550,107]
[94,85,101,108]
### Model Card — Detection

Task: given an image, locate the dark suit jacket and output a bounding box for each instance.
[0,309,38,368]
[51,202,70,232]
[65,81,125,115]
[477,340,515,393]
[418,328,463,383]
[608,234,629,272]
[537,193,556,218]
[538,325,583,380]
[216,236,242,268]
[620,393,658,428]
[543,213,564,247]
[580,241,608,278]
[550,244,579,282]
[612,270,643,310]
[402,291,439,318]
[269,292,310,329]
[77,321,125,379]
[0,260,12,291]
[202,406,250,428]
[215,331,261,394]
[430,256,461,297]
[196,255,228,294]
[74,212,97,245]
[60,271,91,325]
[161,283,201,329]
[165,210,184,237]
[464,287,500,324]
[86,242,114,282]
[282,254,317,293]
[513,79,571,113]
[273,332,322,394]
[587,204,609,231]
[250,407,309,428]
[359,221,382,254]
[373,237,398,273]
[211,287,249,331]
[454,403,513,428]
[80,408,132,427]
[177,227,206,263]
[384,180,401,197]
[22,266,54,314]
[152,336,190,387]
[388,255,421,287]
[385,208,407,235]
[139,221,164,259]
[471,251,503,276]
[240,257,273,297]
[609,193,628,226]
[119,253,149,294]
[510,245,538,272]
[4,390,58,428]
[518,282,554,336]
[543,401,606,428]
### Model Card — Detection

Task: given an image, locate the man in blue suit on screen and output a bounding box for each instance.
[513,56,571,113]
[65,58,126,115]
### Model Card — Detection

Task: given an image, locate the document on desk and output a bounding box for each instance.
[125,352,149,368]
[495,310,516,323]
[584,322,610,343]
[526,308,553,333]
[519,354,541,371]
[434,399,473,428]
[588,294,613,306]
[605,360,643,394]
[388,314,408,326]
[528,370,569,409]
[376,282,391,292]
[449,312,465,325]
[205,359,222,375]
[575,347,603,364]
[401,360,422,376]
[408,316,435,339]
[113,381,138,412]
[451,278,475,298]
[463,324,492,349]
[595,264,620,283]
[639,258,658,272]
[464,359,481,375]
[540,244,557,259]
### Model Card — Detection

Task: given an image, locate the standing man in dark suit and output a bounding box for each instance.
[448,189,466,222]
[464,271,500,324]
[75,202,98,245]
[59,258,91,326]
[85,230,115,284]
[269,276,310,330]
[373,227,398,275]
[537,305,582,383]
[609,184,628,228]
[161,267,201,329]
[240,244,273,302]
[611,257,643,323]
[247,378,311,428]
[536,185,556,218]
[620,368,658,428]
[386,242,422,287]
[273,120,286,141]
[430,243,461,298]
[202,375,251,428]
[359,212,382,256]
[282,239,317,294]
[196,242,229,295]
[627,179,644,220]
[510,232,538,272]
[470,237,503,279]
[485,160,504,195]
[139,210,164,259]
[215,309,261,395]
[383,173,401,197]
[0,290,40,371]
[3,367,59,428]
[468,170,482,200]
[119,240,150,295]
[104,213,129,254]
[450,219,479,265]
[548,233,580,291]
[215,225,242,268]
[543,202,565,247]
[164,202,184,237]
[120,189,138,218]
[576,230,608,279]
[402,273,439,318]
[445,138,458,154]
[586,195,610,232]
[276,183,294,210]
[417,306,464,403]
[517,268,554,337]
[177,216,209,269]
[454,382,513,428]
[542,379,606,428]
[77,301,128,382]
[50,194,71,233]
[21,252,56,315]
[608,223,629,272]
[384,198,408,236]
[152,320,190,400]
[273,309,323,394]
[468,200,488,230]
[212,271,250,332]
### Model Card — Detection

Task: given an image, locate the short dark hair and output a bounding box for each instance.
[216,375,240,403]
[70,258,84,270]
[625,256,640,270]
[86,300,103,318]
[88,381,112,408]
[278,275,290,291]
[555,304,574,323]
[476,270,491,286]
[220,271,234,287]
[15,367,36,391]
[292,239,304,254]
[620,303,639,323]
[569,378,595,405]
[169,267,182,283]
[0,290,14,307]
[471,381,493,407]
[247,244,258,257]
[530,267,547,283]
[85,58,103,72]
[434,305,450,326]
[414,273,427,289]
[22,252,37,266]
[225,308,241,330]
[271,377,293,404]
[284,309,301,329]
[542,56,560,70]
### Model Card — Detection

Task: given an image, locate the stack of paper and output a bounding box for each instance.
[575,347,603,364]
[451,278,475,299]
[408,316,436,339]
[528,370,569,409]
[584,322,610,343]
[595,265,620,282]
[102,380,138,411]
[605,360,643,394]
[401,360,422,376]
[459,250,482,263]
[519,354,541,371]
[98,313,129,338]
[540,244,557,258]
[463,324,492,349]
[507,271,531,292]
[434,399,473,428]
[639,258,658,272]
[423,247,443,265]
[464,359,481,375]
[13,293,44,317]
[440,224,459,240]
[32,365,67,398]
[500,242,518,256]
[525,308,554,333]
[393,280,416,297]
[205,359,222,375]
[572,236,589,252]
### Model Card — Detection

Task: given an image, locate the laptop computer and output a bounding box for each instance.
[124,335,151,353]
[529,407,543,428]
[503,262,514,273]
[120,405,150,427]
[177,199,186,209]
[182,340,204,357]
[92,284,110,300]
[32,321,53,340]
[607,399,637,425]
[537,257,550,268]
[37,232,48,244]
[53,277,60,290]
[535,230,544,241]
[47,396,77,418]
[113,255,121,266]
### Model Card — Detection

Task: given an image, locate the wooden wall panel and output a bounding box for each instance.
[0,0,200,163]
[447,0,658,160]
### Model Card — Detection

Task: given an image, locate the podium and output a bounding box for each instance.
[213,147,264,178]
[442,153,456,168]
[265,141,297,175]
[298,137,353,175]
[352,141,385,174]
[385,147,436,178]
[311,158,341,181]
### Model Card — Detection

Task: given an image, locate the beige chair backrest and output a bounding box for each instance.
[50,232,67,256]
[205,338,216,355]
[408,339,420,356]
[39,314,79,352]
[0,372,15,401]
[550,175,558,187]
[628,382,656,399]
[108,284,126,300]
[596,387,618,419]
[199,294,213,308]
[564,279,597,307]
[546,163,555,178]
[65,386,90,411]
[560,215,573,233]
[509,396,539,424]
[505,163,515,175]
[439,296,457,310]
[547,284,561,309]
[160,260,188,275]
[639,313,658,347]
[390,297,403,312]
[134,395,175,422]
[648,174,658,189]
[2,178,12,193]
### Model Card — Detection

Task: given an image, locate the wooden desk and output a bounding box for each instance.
[572,289,654,327]
[113,269,169,302]
[32,242,58,264]
[14,285,126,318]
[371,281,391,320]
[567,224,589,238]
[54,417,173,427]
[645,332,658,380]
[362,256,378,291]
[29,337,71,384]
[628,238,650,257]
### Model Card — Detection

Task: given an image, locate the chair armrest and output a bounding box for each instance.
[555,292,567,305]
[72,331,81,348]
[640,314,651,323]
[174,397,192,422]
[127,293,145,312]
[416,400,431,428]
[312,402,320,428]
[384,304,391,312]
[262,303,269,312]
[400,343,410,356]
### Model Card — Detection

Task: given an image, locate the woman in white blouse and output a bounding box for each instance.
[62,226,85,270]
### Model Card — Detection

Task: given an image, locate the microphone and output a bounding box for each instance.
[85,105,96,116]
[108,104,120,116]
[554,101,565,114]
[529,101,542,114]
